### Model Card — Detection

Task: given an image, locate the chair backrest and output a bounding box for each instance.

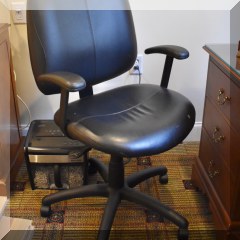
[27,1,137,95]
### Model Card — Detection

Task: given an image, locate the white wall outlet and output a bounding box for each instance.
[130,54,143,75]
[11,2,26,24]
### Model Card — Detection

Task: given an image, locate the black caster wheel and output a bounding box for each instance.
[159,174,168,184]
[88,160,98,175]
[40,205,52,217]
[178,228,189,240]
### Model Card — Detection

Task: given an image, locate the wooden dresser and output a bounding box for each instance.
[192,44,240,239]
[0,24,23,196]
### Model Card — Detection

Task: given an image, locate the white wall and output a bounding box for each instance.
[129,0,239,10]
[10,10,230,140]
[231,1,240,44]
[0,2,10,23]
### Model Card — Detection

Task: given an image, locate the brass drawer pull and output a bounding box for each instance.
[212,127,225,143]
[217,88,230,105]
[208,160,220,179]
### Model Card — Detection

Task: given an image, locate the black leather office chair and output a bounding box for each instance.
[27,1,195,239]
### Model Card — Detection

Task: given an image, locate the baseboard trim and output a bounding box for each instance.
[184,121,202,142]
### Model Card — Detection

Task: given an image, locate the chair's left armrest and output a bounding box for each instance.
[145,45,189,60]
[38,71,86,92]
[144,45,189,88]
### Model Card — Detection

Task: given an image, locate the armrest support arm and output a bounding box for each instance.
[38,72,86,134]
[145,45,189,88]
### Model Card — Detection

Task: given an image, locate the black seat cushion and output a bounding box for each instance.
[55,84,195,157]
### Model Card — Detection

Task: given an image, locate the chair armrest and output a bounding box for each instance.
[145,45,189,88]
[38,72,86,135]
[38,72,86,92]
[145,45,189,60]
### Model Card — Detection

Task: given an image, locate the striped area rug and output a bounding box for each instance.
[8,143,216,239]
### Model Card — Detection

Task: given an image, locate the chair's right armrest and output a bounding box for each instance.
[38,71,86,92]
[38,72,86,135]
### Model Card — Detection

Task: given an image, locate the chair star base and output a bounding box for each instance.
[41,155,189,240]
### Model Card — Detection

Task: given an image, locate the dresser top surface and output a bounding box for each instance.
[204,44,240,80]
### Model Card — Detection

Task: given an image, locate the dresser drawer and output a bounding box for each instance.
[203,98,230,166]
[206,60,230,120]
[229,79,240,134]
[206,60,240,133]
[199,129,230,212]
